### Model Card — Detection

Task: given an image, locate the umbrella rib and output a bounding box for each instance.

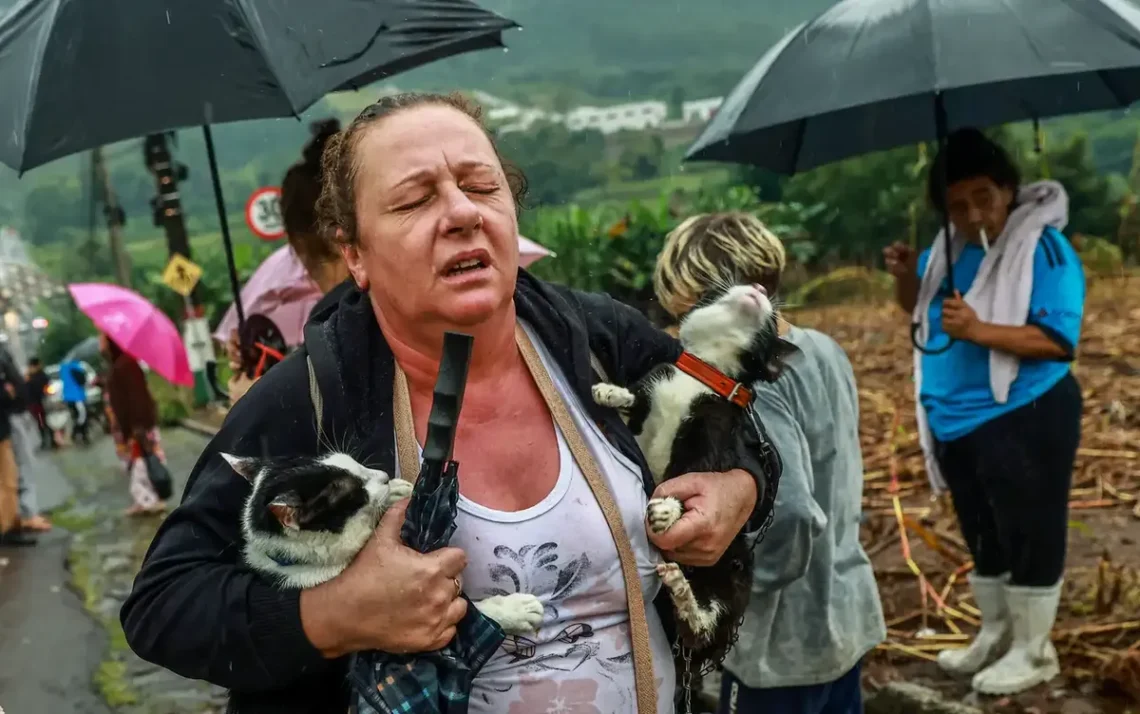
[228,2,306,112]
[1059,0,1140,53]
[14,0,65,172]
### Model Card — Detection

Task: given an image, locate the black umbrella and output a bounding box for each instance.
[686,0,1140,352]
[350,331,507,714]
[0,0,517,331]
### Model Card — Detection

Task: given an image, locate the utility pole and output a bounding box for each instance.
[92,147,132,287]
[144,132,211,405]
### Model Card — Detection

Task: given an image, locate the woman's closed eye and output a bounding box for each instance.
[461,183,499,195]
[393,194,430,212]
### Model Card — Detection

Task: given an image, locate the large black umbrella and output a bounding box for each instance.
[0,0,517,329]
[350,331,507,714]
[685,0,1140,351]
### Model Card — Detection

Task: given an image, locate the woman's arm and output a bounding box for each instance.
[120,358,334,692]
[961,322,1069,360]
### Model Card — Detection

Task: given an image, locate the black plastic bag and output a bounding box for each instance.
[143,452,173,500]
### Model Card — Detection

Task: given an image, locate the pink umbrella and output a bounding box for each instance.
[518,234,553,268]
[213,244,320,347]
[67,283,194,387]
[215,237,554,346]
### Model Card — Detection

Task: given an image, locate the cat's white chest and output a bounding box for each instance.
[639,372,710,482]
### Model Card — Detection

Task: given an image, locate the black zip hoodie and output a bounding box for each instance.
[120,271,776,713]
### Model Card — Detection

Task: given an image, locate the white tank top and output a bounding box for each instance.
[397,324,676,713]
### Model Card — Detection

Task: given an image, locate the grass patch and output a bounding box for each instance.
[49,501,99,533]
[94,660,138,708]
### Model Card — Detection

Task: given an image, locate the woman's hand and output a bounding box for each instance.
[299,500,469,658]
[941,291,980,340]
[883,241,917,278]
[647,469,757,567]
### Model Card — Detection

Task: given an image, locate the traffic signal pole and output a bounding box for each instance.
[92,147,132,288]
[144,132,211,405]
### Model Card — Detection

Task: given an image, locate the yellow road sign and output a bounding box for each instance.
[162,253,202,297]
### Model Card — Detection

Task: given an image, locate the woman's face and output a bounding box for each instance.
[944,175,1014,244]
[342,105,519,329]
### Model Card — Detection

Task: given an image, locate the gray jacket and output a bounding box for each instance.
[724,326,886,688]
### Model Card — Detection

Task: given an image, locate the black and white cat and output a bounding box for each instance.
[223,451,544,635]
[591,283,788,670]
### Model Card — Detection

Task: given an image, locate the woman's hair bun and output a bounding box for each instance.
[302,118,342,169]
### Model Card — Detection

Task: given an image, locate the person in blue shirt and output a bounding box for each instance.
[58,358,91,446]
[884,128,1084,697]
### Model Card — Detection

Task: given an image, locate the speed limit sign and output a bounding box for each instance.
[245,187,285,241]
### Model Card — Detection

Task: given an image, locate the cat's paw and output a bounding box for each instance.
[592,383,636,409]
[646,496,684,534]
[385,478,414,506]
[475,593,545,636]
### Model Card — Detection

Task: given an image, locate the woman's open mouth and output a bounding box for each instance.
[446,258,487,277]
[442,250,493,282]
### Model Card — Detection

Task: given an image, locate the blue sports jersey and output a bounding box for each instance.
[917,227,1085,442]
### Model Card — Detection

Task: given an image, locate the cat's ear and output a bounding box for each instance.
[268,500,300,530]
[221,453,259,482]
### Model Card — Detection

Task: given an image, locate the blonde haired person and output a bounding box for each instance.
[655,212,885,714]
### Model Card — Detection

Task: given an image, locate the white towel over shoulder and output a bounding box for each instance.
[913,180,1069,491]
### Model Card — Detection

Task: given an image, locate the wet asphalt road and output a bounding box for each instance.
[0,427,211,714]
[0,443,111,714]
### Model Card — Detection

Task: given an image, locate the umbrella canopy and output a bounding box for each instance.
[518,235,553,268]
[350,332,505,714]
[212,245,322,347]
[687,0,1140,173]
[0,0,519,170]
[67,283,193,387]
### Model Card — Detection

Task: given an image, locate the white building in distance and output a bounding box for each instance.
[564,101,669,134]
[682,97,724,125]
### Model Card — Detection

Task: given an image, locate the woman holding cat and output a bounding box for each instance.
[122,92,778,714]
[884,128,1085,695]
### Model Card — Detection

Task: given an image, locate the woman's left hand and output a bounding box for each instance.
[647,469,757,566]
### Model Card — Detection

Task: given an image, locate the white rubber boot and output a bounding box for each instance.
[937,573,1011,676]
[972,581,1063,695]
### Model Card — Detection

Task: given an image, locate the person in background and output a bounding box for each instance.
[101,334,166,516]
[0,345,34,546]
[883,129,1084,695]
[655,212,886,714]
[59,356,90,446]
[25,358,53,450]
[227,118,352,403]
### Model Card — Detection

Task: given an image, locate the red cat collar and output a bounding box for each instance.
[675,352,753,408]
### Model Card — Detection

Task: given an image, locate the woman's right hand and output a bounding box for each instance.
[883,241,917,279]
[298,499,469,657]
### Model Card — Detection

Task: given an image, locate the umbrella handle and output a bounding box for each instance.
[422,332,474,467]
[910,322,954,355]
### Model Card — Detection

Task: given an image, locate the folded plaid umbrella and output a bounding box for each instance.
[350,332,505,714]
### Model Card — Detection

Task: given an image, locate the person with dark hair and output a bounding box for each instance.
[101,333,166,516]
[883,128,1085,696]
[0,345,34,546]
[25,357,53,450]
[226,118,353,403]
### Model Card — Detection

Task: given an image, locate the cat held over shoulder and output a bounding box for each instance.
[223,451,544,635]
[592,282,791,672]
